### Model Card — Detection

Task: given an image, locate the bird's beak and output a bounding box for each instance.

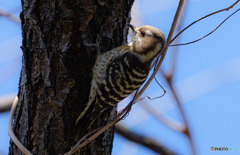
[129,24,136,32]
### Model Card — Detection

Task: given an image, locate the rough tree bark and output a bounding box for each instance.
[9,0,134,154]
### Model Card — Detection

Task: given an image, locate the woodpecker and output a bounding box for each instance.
[76,24,165,128]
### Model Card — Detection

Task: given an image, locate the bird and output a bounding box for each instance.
[76,24,165,129]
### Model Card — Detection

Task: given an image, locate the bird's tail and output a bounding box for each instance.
[75,98,103,129]
[76,101,93,125]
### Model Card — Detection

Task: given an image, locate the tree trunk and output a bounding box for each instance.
[9,0,134,154]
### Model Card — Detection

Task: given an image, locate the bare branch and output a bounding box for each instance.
[0,95,15,113]
[170,0,240,44]
[0,8,21,24]
[162,5,240,153]
[166,0,189,77]
[170,8,240,46]
[161,68,196,155]
[161,2,240,153]
[8,96,32,155]
[115,124,176,155]
[139,102,186,133]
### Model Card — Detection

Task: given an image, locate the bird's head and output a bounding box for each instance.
[129,24,165,62]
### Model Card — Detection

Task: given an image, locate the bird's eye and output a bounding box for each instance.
[141,31,146,37]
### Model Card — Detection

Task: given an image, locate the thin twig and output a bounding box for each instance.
[115,124,176,155]
[161,69,196,155]
[0,95,15,113]
[66,0,185,153]
[139,102,186,132]
[8,96,33,155]
[170,8,240,46]
[0,8,21,24]
[166,0,189,77]
[170,0,240,44]
[136,76,166,102]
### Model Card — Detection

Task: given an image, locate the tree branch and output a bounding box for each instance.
[139,102,185,133]
[8,96,32,155]
[161,2,240,155]
[170,8,240,46]
[115,124,176,155]
[161,68,196,155]
[170,0,240,44]
[0,8,21,24]
[165,0,189,78]
[0,95,15,113]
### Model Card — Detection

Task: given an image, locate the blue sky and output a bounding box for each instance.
[0,0,240,155]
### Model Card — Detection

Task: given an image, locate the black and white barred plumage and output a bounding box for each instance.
[76,25,165,127]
